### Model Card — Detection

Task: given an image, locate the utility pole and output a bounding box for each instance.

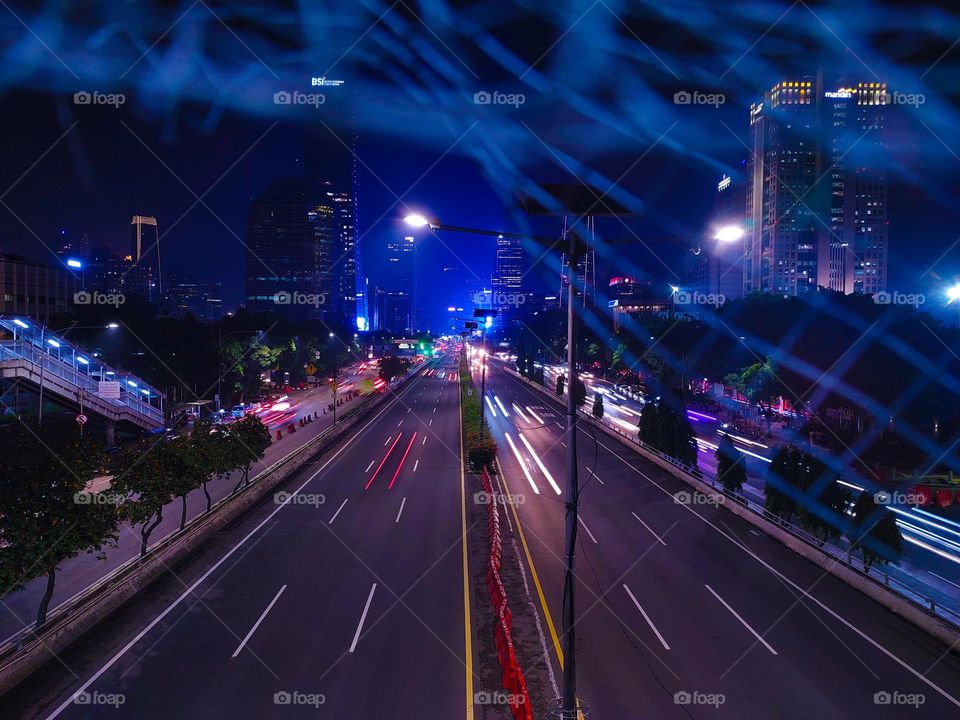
[561,225,580,717]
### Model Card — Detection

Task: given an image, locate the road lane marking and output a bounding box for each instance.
[632,512,667,546]
[459,376,475,720]
[384,436,392,446]
[422,436,427,446]
[349,584,377,653]
[518,432,561,495]
[429,418,433,426]
[40,370,433,720]
[496,456,564,669]
[388,432,418,489]
[365,460,375,473]
[590,473,605,485]
[232,585,287,658]
[397,419,403,427]
[366,433,404,490]
[577,515,598,544]
[705,584,778,656]
[504,432,540,495]
[395,497,406,524]
[623,584,670,650]
[329,498,348,524]
[413,459,419,472]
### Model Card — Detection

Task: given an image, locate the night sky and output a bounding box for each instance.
[1,1,959,328]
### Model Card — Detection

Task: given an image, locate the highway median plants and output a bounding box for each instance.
[764,445,903,568]
[460,354,497,472]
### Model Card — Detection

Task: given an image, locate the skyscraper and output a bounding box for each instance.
[688,174,745,301]
[305,123,366,331]
[130,215,161,301]
[386,234,416,327]
[745,74,889,296]
[491,234,523,292]
[244,178,325,320]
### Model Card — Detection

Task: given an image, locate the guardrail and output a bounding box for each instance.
[508,369,960,637]
[0,363,426,696]
[480,466,534,720]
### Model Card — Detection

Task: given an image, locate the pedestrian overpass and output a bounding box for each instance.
[0,316,165,435]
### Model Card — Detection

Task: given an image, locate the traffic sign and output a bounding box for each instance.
[305,363,318,376]
[76,414,88,425]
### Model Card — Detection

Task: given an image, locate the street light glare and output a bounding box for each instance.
[713,225,745,243]
[403,213,430,228]
[106,323,120,329]
[948,285,960,303]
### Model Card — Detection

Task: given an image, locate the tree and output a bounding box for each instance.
[0,420,120,629]
[379,355,410,383]
[574,378,588,407]
[796,453,848,544]
[715,433,747,494]
[228,415,272,491]
[592,394,604,419]
[729,358,785,435]
[764,446,803,522]
[555,374,565,397]
[851,491,903,571]
[637,394,698,469]
[112,437,180,558]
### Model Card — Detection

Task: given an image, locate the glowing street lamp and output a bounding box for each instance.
[713,225,745,243]
[403,213,433,229]
[947,284,960,303]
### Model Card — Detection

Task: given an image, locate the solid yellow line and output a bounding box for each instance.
[459,369,475,720]
[496,455,565,669]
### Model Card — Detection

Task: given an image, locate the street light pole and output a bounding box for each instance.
[561,229,580,716]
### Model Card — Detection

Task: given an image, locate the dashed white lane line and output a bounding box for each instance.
[349,583,378,653]
[328,498,348,525]
[422,436,427,446]
[384,436,392,446]
[705,584,778,656]
[623,584,670,651]
[397,419,403,427]
[429,418,433,426]
[413,459,419,472]
[232,585,287,658]
[577,515,598,544]
[395,497,406,524]
[365,460,375,473]
[632,512,666,547]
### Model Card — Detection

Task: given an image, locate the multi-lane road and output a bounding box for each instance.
[3,354,476,719]
[480,359,960,719]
